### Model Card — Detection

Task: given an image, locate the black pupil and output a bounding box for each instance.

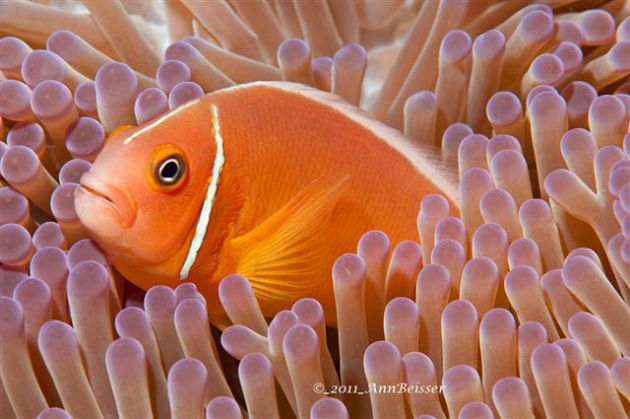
[161,160,179,180]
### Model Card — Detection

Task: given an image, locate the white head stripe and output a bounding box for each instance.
[179,104,225,280]
[123,98,198,145]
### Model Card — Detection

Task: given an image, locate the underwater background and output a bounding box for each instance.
[1,0,630,418]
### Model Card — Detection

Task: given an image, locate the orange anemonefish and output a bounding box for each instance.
[75,82,458,328]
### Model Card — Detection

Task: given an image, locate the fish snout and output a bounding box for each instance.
[76,173,136,228]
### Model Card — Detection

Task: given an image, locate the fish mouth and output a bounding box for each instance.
[80,182,115,205]
[77,173,136,227]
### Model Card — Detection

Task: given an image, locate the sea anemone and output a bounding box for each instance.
[1,0,629,418]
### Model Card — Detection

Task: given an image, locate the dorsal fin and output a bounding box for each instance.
[215,81,460,208]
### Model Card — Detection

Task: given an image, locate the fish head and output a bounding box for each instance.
[75,96,219,288]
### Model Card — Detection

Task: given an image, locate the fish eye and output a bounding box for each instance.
[155,154,185,186]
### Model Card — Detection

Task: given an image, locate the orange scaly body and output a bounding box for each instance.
[75,82,458,327]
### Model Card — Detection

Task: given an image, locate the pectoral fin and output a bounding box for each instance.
[229,174,350,302]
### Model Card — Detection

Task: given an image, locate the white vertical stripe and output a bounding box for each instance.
[179,104,225,280]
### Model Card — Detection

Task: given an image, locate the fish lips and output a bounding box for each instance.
[75,173,136,229]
